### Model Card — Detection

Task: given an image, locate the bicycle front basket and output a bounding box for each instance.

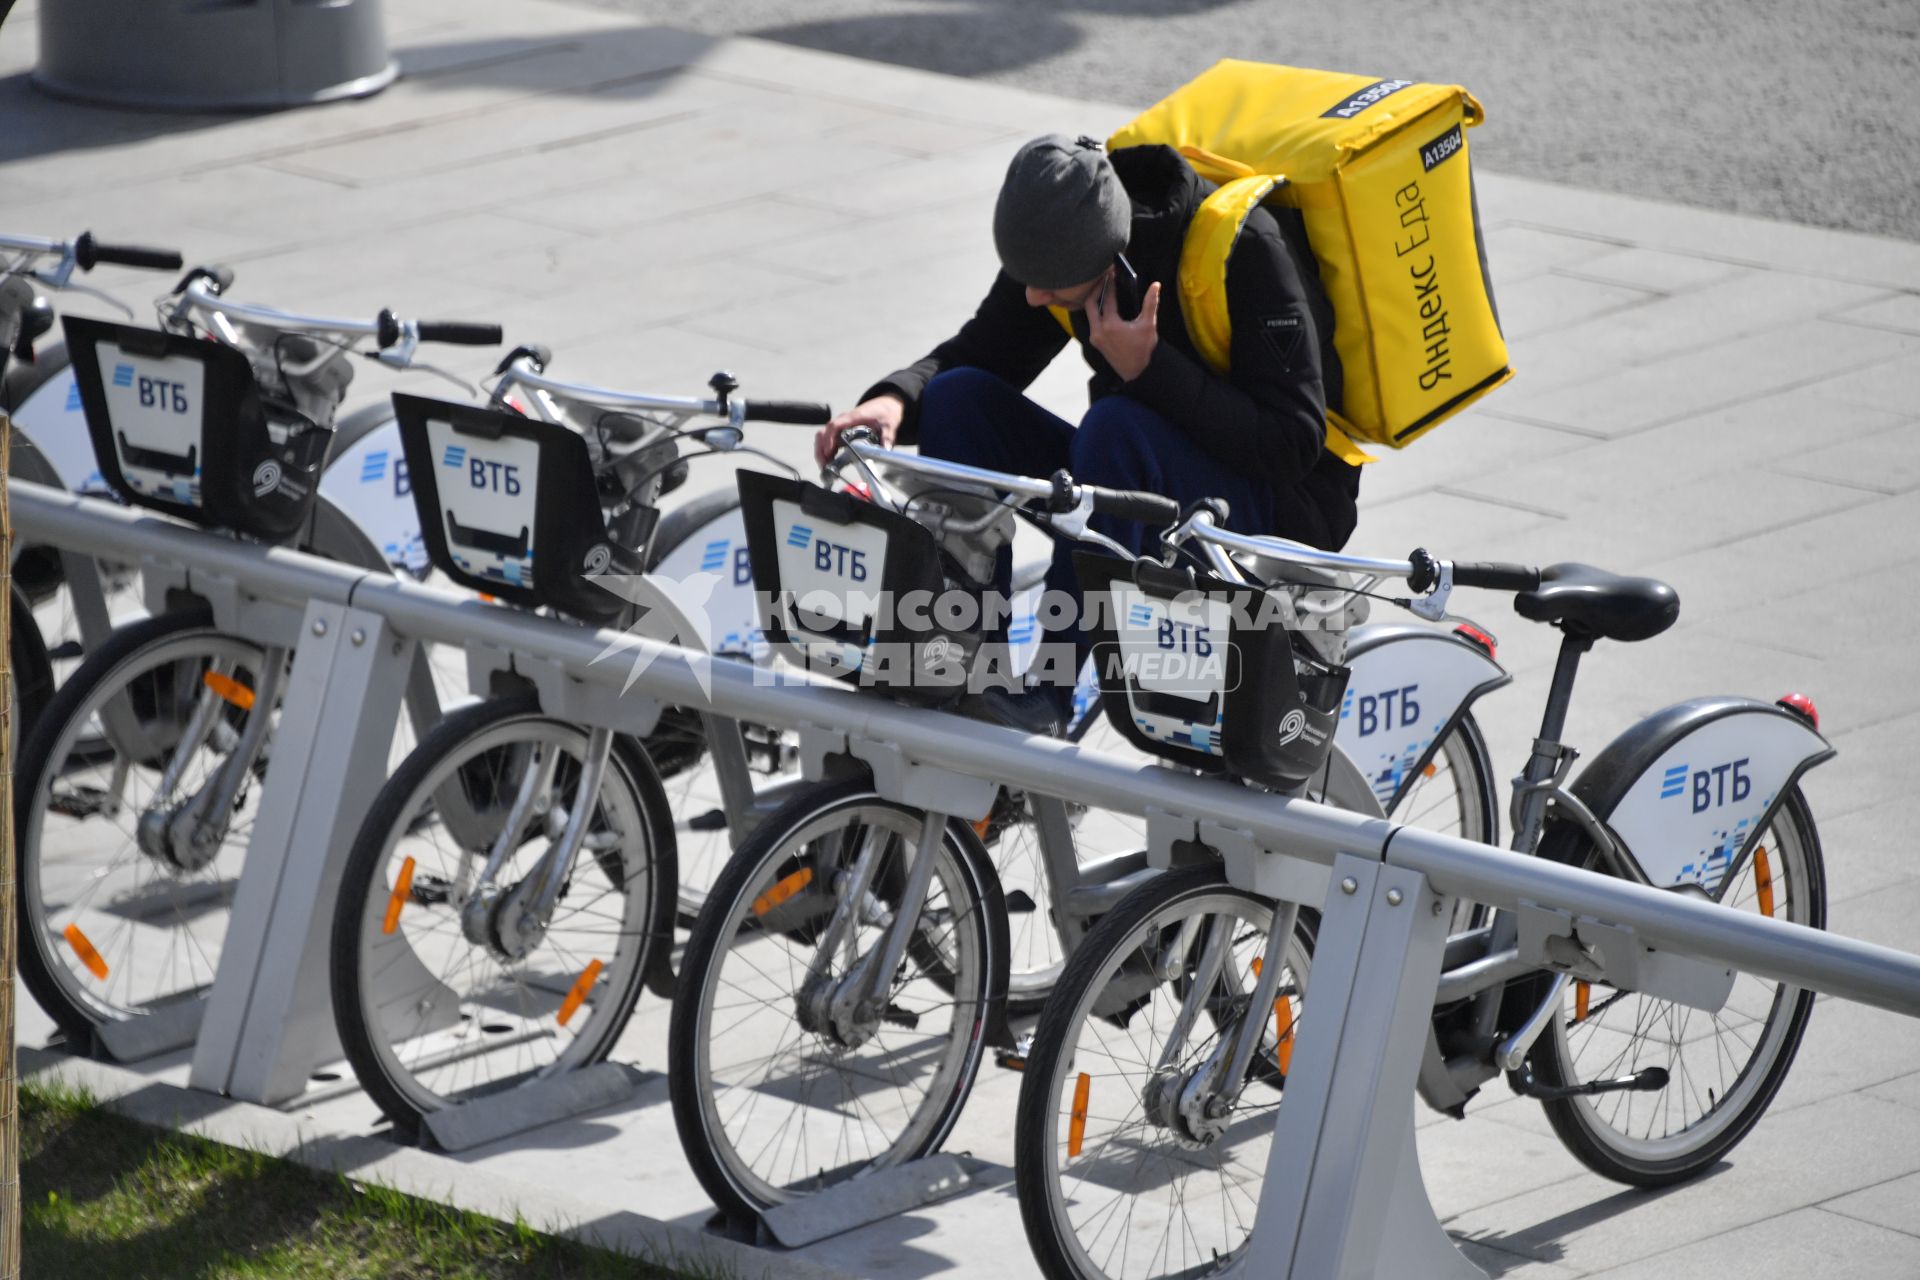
[737,470,971,704]
[392,394,640,623]
[1077,552,1349,791]
[63,316,328,542]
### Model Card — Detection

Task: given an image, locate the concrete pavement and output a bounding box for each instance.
[6,0,1920,1276]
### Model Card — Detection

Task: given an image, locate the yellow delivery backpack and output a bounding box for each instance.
[1109,60,1512,462]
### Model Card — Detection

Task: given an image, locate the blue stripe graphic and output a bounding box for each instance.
[1127,603,1154,627]
[1660,763,1688,798]
[65,382,83,411]
[111,364,134,387]
[360,450,387,483]
[442,445,467,468]
[786,524,813,549]
[699,538,728,571]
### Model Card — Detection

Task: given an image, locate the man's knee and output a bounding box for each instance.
[1071,396,1174,487]
[918,367,1013,461]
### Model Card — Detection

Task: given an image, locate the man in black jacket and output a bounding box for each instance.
[815,134,1361,705]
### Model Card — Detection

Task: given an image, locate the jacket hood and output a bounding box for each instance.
[1109,144,1213,260]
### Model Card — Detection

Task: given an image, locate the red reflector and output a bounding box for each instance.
[1777,693,1819,731]
[844,482,873,502]
[1453,622,1498,659]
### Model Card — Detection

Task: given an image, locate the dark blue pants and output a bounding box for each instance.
[916,367,1280,684]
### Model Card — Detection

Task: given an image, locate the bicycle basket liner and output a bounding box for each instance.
[1077,552,1349,790]
[737,470,966,703]
[62,315,328,542]
[391,393,639,622]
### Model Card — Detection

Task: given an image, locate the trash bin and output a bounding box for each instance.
[34,0,397,111]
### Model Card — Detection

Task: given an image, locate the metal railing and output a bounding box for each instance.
[15,478,1920,1278]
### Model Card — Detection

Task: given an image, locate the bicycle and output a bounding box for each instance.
[1013,510,1832,1280]
[666,436,1508,1230]
[13,267,501,1056]
[327,348,839,1136]
[1,230,185,738]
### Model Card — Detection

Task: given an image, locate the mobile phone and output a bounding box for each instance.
[1108,252,1142,321]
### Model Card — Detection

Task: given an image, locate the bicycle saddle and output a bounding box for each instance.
[1515,563,1679,643]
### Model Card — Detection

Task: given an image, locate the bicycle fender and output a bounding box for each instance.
[649,501,762,659]
[1336,623,1510,813]
[1569,697,1834,892]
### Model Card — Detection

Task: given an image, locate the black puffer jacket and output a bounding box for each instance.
[866,144,1360,551]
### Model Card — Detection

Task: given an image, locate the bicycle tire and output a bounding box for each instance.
[669,777,1006,1228]
[1016,862,1316,1280]
[15,603,259,1047]
[330,692,676,1140]
[1525,785,1824,1186]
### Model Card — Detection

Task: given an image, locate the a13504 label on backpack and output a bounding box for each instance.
[1321,78,1414,120]
[1420,124,1464,173]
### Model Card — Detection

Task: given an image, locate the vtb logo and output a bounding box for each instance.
[1662,758,1751,813]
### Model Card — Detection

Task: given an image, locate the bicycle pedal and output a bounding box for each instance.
[1005,889,1037,914]
[48,640,84,662]
[994,1031,1036,1071]
[48,786,111,819]
[1509,1062,1668,1102]
[687,808,727,833]
[880,1002,920,1031]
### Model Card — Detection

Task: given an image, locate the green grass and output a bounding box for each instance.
[20,1078,681,1279]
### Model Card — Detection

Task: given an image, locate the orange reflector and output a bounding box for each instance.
[1754,846,1775,918]
[1253,958,1296,1074]
[1574,980,1591,1023]
[1275,993,1295,1075]
[63,924,108,981]
[1067,1072,1091,1157]
[382,857,416,935]
[1422,762,1438,779]
[557,959,605,1028]
[752,866,813,917]
[972,816,992,839]
[202,670,255,710]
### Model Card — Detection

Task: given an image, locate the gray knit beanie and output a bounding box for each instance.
[992,135,1131,290]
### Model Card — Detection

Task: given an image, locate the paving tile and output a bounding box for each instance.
[1498,272,1661,339]
[1824,1170,1920,1240]
[1498,271,1896,402]
[780,141,1016,219]
[1476,172,1920,293]
[1483,225,1626,288]
[1766,997,1920,1120]
[743,200,997,286]
[1819,351,1920,417]
[1830,292,1920,336]
[1496,321,1920,438]
[1558,246,1748,296]
[822,112,1021,160]
[1770,416,1920,494]
[1439,1093,1920,1275]
[1584,1206,1920,1279]
[1864,1071,1920,1114]
[1355,411,1588,507]
[1421,1107,1590,1219]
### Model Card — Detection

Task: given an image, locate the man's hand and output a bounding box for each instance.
[816,394,905,468]
[1088,277,1162,382]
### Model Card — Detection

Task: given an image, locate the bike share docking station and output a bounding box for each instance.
[18,477,1920,1276]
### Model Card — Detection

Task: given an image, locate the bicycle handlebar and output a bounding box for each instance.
[1083,484,1181,525]
[418,320,504,346]
[1450,561,1542,592]
[74,232,183,273]
[742,400,832,425]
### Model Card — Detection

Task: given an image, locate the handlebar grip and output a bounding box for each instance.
[75,232,184,272]
[743,400,833,425]
[1451,561,1542,592]
[1085,485,1182,526]
[417,321,504,346]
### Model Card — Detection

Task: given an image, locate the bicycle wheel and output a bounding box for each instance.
[645,707,804,922]
[330,693,674,1137]
[1016,863,1314,1280]
[11,584,54,752]
[669,777,1004,1226]
[1526,785,1824,1185]
[16,605,273,1046]
[1388,711,1498,846]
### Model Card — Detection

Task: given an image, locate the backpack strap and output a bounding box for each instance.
[1181,175,1376,465]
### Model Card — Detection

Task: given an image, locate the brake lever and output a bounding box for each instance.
[53,278,134,319]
